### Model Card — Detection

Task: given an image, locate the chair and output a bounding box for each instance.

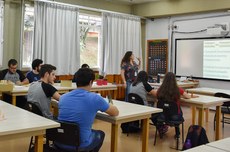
[128,93,145,105]
[45,121,93,152]
[121,93,144,136]
[27,102,43,152]
[214,92,230,130]
[154,100,184,150]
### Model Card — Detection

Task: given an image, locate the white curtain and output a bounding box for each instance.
[101,13,142,74]
[34,1,80,75]
[0,1,4,67]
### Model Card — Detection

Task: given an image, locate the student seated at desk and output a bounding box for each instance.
[58,68,119,152]
[0,59,29,108]
[153,72,195,136]
[0,59,29,85]
[130,71,156,105]
[72,63,90,82]
[26,59,43,83]
[27,64,61,119]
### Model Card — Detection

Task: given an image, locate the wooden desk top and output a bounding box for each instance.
[96,100,162,124]
[0,100,59,138]
[186,87,230,96]
[180,94,230,108]
[207,137,230,151]
[2,82,117,96]
[149,81,199,89]
[183,145,225,152]
[53,82,117,91]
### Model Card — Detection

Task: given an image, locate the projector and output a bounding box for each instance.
[207,23,229,36]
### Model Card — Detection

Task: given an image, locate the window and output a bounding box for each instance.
[22,8,102,70]
[22,4,34,68]
[79,13,102,68]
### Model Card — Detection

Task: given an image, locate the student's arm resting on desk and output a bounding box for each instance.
[53,91,61,101]
[105,104,119,116]
[182,91,198,99]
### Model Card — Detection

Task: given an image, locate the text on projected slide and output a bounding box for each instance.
[203,40,230,79]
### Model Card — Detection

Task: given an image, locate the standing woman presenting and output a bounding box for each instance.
[120,51,141,102]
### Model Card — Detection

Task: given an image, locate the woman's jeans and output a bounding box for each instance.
[125,81,132,102]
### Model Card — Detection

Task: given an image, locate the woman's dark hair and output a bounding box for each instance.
[75,68,95,87]
[120,51,132,66]
[132,71,148,86]
[157,72,180,102]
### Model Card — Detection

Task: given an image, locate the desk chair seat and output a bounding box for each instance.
[27,102,43,152]
[45,121,94,152]
[154,100,184,150]
[214,92,230,130]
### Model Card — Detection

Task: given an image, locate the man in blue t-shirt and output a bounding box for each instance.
[26,59,43,83]
[58,68,119,151]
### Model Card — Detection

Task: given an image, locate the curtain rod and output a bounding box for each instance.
[35,0,146,19]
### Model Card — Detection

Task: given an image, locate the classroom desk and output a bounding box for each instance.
[51,99,162,152]
[53,82,117,99]
[2,82,117,106]
[180,95,230,140]
[186,87,230,96]
[96,100,162,152]
[149,81,199,89]
[206,137,230,152]
[0,100,60,152]
[183,145,226,152]
[186,87,230,123]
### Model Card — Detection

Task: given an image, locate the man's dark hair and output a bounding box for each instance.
[32,59,43,70]
[75,68,95,87]
[81,64,89,68]
[39,64,56,77]
[8,59,18,67]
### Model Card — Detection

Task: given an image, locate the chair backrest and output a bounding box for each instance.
[46,121,80,150]
[128,93,145,105]
[214,92,230,107]
[27,102,43,116]
[157,100,181,122]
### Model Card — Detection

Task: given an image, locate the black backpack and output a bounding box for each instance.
[182,125,209,150]
[121,120,141,133]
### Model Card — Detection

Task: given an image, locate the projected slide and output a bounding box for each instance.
[203,40,230,79]
[175,38,230,81]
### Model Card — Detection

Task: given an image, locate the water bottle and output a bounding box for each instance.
[184,139,192,149]
[157,74,160,83]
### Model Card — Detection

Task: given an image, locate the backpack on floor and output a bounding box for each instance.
[182,125,209,150]
[121,120,141,133]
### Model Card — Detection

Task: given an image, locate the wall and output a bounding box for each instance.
[1,0,22,69]
[146,11,230,89]
[133,0,230,18]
